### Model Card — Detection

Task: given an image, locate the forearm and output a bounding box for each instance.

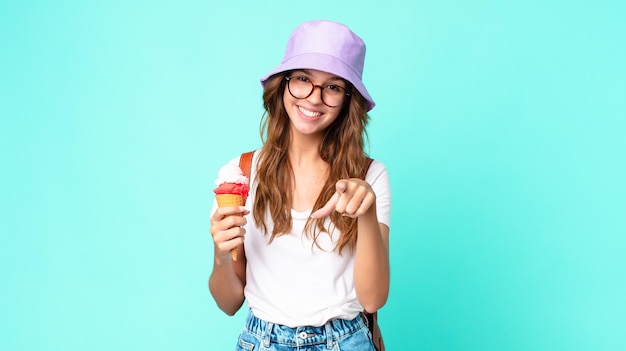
[208,250,245,316]
[354,206,390,313]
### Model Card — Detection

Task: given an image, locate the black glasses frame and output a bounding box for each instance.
[285,76,352,108]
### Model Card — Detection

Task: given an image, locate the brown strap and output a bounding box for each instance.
[362,157,373,179]
[239,151,254,179]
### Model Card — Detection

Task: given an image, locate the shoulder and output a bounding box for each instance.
[366,159,392,226]
[365,159,389,180]
[365,159,390,193]
[368,159,387,171]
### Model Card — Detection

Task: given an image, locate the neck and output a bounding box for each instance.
[288,131,324,168]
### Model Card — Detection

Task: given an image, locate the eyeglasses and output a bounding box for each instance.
[285,76,351,108]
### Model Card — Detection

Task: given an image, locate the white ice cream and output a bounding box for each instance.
[214,164,249,186]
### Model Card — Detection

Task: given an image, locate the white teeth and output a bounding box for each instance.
[298,106,321,118]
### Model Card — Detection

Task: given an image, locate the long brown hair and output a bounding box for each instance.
[253,72,371,254]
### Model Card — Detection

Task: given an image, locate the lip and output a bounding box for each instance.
[297,105,323,121]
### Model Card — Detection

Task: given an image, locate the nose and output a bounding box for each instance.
[307,85,325,104]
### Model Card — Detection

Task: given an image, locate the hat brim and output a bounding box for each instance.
[260,53,375,111]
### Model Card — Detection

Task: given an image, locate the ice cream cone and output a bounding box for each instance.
[216,194,244,207]
[215,194,244,260]
[214,164,250,262]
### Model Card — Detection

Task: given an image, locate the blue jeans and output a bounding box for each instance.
[235,310,375,351]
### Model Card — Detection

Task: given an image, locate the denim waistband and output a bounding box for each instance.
[244,311,367,348]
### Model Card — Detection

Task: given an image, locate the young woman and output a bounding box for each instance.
[209,20,391,350]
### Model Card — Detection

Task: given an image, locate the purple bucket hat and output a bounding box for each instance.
[260,20,375,111]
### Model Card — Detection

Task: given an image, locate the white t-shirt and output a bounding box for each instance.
[212,150,391,327]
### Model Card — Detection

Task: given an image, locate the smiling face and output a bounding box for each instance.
[283,69,349,139]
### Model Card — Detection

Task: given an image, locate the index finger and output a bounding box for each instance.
[310,192,339,219]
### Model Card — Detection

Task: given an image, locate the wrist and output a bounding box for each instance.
[214,247,233,266]
[361,203,377,220]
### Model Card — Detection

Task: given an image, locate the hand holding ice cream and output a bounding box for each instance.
[214,164,250,260]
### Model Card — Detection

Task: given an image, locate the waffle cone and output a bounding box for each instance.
[216,194,244,207]
[215,193,244,261]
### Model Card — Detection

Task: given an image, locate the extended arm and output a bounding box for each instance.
[311,178,390,312]
[354,208,390,312]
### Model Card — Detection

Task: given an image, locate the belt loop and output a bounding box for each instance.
[263,321,273,348]
[325,321,333,349]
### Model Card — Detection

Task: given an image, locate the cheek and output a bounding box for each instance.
[282,93,298,123]
[283,88,294,105]
[327,110,342,124]
[283,90,302,115]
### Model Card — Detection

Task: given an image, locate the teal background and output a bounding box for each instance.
[1,0,625,350]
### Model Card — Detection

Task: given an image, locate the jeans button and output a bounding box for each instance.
[299,332,308,339]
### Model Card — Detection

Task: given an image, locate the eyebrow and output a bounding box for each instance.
[295,69,344,82]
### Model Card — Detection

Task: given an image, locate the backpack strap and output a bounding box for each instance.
[362,157,373,179]
[239,151,255,179]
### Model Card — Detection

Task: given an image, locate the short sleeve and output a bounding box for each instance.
[365,160,391,228]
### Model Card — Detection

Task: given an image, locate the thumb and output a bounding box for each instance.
[335,180,347,194]
[310,192,339,219]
